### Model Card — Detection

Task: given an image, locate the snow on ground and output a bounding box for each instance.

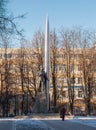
[0,116,96,130]
[0,118,55,130]
[69,116,96,128]
[15,119,55,130]
[15,116,96,130]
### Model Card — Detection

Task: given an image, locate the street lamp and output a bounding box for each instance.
[21,92,24,115]
[27,92,29,114]
[14,93,16,116]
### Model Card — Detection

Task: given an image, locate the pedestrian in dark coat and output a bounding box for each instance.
[60,106,66,121]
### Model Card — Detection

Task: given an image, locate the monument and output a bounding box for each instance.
[45,16,50,111]
[35,16,50,113]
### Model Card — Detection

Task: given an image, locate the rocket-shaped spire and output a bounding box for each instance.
[45,16,50,111]
[45,16,50,74]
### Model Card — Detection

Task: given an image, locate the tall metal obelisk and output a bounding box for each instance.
[45,16,50,111]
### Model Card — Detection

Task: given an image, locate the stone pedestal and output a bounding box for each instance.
[35,92,47,113]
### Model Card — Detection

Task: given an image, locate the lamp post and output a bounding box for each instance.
[14,93,17,116]
[27,92,29,114]
[21,92,24,115]
[71,75,75,115]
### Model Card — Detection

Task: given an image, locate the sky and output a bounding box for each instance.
[8,0,96,40]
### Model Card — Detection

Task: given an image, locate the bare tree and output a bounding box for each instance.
[0,0,24,36]
[61,29,77,114]
[50,30,59,111]
[29,31,45,95]
[77,29,96,115]
[0,35,14,117]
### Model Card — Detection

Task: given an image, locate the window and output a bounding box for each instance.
[56,64,66,72]
[70,64,76,72]
[64,78,67,83]
[57,78,67,86]
[74,54,78,60]
[23,64,28,72]
[56,54,65,58]
[78,91,83,97]
[78,78,82,84]
[62,91,67,97]
[71,77,75,84]
[0,54,2,59]
[78,54,82,59]
[78,65,82,71]
[63,64,66,71]
[4,53,12,58]
[7,53,12,58]
[56,64,60,71]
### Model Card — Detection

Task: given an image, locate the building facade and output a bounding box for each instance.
[0,48,96,116]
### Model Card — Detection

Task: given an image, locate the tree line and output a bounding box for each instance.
[0,0,96,116]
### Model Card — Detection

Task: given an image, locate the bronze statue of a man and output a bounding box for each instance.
[39,68,48,92]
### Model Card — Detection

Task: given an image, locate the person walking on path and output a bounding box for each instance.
[60,106,66,121]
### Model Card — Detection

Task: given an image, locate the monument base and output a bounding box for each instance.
[35,92,47,113]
